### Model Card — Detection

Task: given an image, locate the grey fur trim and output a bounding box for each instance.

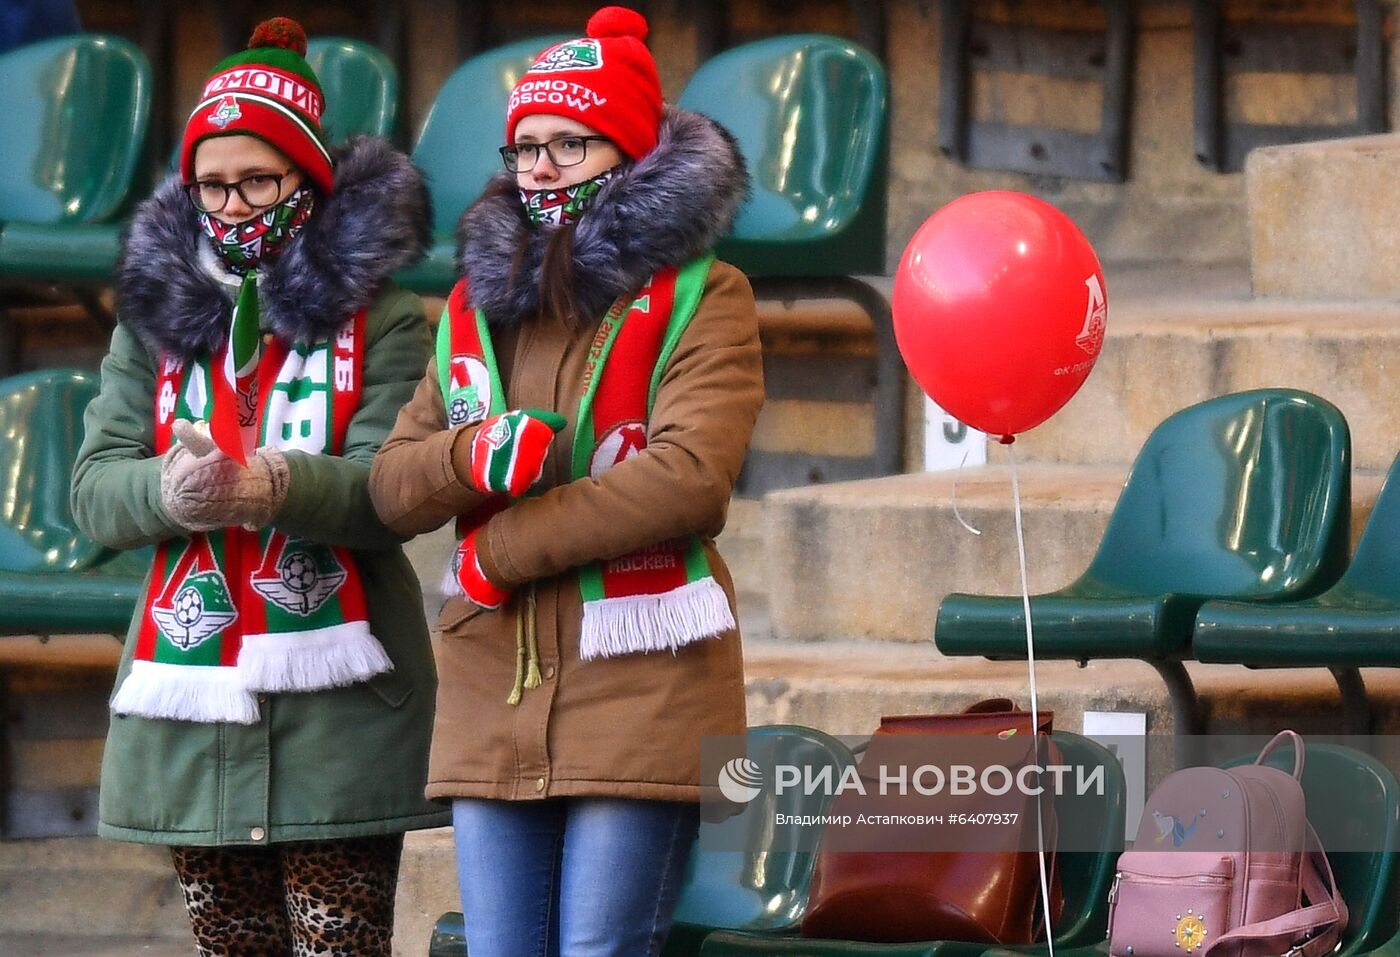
[455,107,749,328]
[117,136,431,359]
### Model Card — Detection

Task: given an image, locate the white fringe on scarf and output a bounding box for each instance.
[580,577,735,661]
[111,660,260,725]
[239,623,393,693]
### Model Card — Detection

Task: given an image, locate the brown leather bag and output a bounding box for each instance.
[801,699,1064,943]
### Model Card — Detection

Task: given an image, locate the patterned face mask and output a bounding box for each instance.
[519,169,615,229]
[199,184,316,275]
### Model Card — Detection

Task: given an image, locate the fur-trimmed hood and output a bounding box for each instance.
[456,107,748,328]
[117,136,432,360]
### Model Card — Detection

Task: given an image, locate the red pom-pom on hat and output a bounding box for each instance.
[248,17,308,57]
[586,5,648,41]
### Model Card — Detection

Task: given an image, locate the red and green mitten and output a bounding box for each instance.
[454,528,511,610]
[468,409,567,497]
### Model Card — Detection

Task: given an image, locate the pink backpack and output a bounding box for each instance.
[1107,731,1347,957]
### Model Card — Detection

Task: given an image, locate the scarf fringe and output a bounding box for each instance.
[239,623,393,693]
[111,660,261,725]
[579,577,735,661]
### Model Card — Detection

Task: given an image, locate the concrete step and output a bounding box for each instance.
[1247,133,1400,299]
[1013,299,1400,471]
[742,639,1400,738]
[0,837,188,940]
[396,827,457,957]
[762,464,1384,645]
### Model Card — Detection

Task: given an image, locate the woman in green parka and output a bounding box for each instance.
[69,18,447,956]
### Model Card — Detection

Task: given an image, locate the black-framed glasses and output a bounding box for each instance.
[185,170,294,213]
[499,135,613,173]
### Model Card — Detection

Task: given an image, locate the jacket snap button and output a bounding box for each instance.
[535,777,546,793]
[250,826,266,841]
[544,666,556,680]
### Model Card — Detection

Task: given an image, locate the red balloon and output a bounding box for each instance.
[892,191,1107,442]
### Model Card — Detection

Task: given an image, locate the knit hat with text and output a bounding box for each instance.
[179,17,334,194]
[505,6,664,161]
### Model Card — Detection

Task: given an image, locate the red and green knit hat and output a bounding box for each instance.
[506,6,664,161]
[179,17,334,194]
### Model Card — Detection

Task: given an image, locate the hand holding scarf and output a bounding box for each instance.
[161,419,289,531]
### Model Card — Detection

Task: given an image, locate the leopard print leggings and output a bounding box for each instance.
[170,834,403,957]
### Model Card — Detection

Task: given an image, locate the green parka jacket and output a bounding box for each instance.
[70,137,449,845]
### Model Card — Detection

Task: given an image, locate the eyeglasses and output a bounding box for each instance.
[185,170,294,213]
[499,135,613,173]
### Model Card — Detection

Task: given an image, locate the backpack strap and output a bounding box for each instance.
[1202,825,1347,957]
[1255,730,1306,780]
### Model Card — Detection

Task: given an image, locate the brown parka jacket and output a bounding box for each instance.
[369,108,762,803]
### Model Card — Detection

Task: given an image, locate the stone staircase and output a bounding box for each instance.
[746,133,1400,742]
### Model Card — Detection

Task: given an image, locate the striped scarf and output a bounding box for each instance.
[110,310,389,724]
[438,255,735,661]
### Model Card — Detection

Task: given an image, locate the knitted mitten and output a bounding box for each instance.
[461,409,567,497]
[454,527,511,610]
[161,419,289,531]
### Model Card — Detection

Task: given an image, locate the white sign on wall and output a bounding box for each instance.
[1081,710,1149,841]
[923,397,987,472]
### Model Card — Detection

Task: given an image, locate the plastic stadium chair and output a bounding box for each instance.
[698,730,1125,957]
[936,390,1351,742]
[397,35,570,295]
[661,725,859,957]
[0,35,150,285]
[305,37,399,142]
[0,34,151,373]
[678,35,901,495]
[1193,449,1400,733]
[0,369,147,636]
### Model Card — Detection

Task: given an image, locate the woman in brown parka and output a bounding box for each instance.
[368,7,762,956]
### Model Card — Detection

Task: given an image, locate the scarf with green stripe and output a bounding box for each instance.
[439,254,736,660]
[110,287,389,724]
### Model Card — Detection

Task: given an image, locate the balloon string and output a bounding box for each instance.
[951,449,982,536]
[1009,442,1054,957]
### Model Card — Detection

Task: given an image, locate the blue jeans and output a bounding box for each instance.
[452,797,701,957]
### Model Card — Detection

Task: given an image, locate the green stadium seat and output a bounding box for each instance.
[661,725,858,957]
[698,731,1125,957]
[677,35,886,280]
[935,390,1352,740]
[398,35,570,295]
[0,34,151,374]
[0,35,151,285]
[1193,449,1400,732]
[305,37,399,142]
[0,369,147,636]
[677,36,901,494]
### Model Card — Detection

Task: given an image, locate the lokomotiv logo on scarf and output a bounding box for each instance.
[447,355,492,426]
[251,536,347,617]
[590,421,647,478]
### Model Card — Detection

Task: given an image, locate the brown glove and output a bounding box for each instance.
[160,420,290,532]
